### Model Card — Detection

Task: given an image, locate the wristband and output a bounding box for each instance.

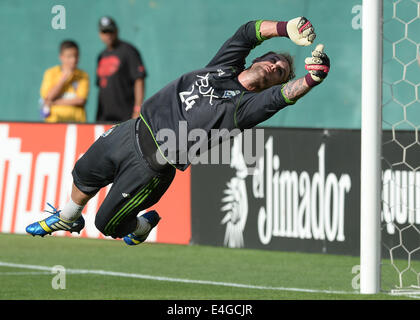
[276,21,289,38]
[305,73,320,88]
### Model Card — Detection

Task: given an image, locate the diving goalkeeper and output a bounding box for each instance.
[26,17,330,245]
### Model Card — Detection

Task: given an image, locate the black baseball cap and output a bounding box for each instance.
[99,16,117,32]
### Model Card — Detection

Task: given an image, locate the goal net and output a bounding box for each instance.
[381,0,420,295]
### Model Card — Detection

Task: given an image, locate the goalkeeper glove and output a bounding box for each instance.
[287,17,316,46]
[304,44,330,87]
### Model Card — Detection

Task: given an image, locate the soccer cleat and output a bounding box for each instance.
[26,203,85,237]
[123,210,161,246]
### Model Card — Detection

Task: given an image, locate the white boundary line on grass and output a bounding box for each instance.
[2,261,420,299]
[0,261,354,295]
[0,272,51,275]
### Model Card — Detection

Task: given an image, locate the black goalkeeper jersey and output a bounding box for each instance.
[140,20,294,171]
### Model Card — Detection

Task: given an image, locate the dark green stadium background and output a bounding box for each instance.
[0,0,416,129]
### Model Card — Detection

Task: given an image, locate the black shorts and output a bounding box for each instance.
[72,118,176,238]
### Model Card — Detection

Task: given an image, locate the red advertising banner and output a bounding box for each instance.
[0,122,191,244]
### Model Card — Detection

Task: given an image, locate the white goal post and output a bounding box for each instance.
[360,0,383,294]
[361,0,420,295]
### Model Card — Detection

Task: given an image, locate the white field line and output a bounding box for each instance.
[0,261,354,295]
[0,272,51,276]
[2,261,419,299]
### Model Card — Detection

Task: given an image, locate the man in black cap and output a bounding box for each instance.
[26,17,330,248]
[96,16,147,122]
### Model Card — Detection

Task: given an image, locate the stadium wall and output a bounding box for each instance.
[191,128,420,259]
[0,122,191,245]
[2,1,415,128]
[1,122,417,258]
[0,0,365,128]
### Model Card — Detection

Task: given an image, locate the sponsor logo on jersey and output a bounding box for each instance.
[222,90,241,99]
[179,73,220,111]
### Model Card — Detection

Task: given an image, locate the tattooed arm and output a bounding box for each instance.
[281,76,312,103]
[234,74,320,129]
[234,46,330,129]
[282,44,330,103]
[233,78,311,129]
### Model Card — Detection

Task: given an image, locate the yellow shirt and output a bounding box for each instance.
[40,65,89,123]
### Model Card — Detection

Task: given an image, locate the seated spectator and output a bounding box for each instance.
[40,40,89,123]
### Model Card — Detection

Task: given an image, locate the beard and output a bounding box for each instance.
[247,65,270,91]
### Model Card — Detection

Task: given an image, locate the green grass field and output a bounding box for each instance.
[0,233,418,300]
